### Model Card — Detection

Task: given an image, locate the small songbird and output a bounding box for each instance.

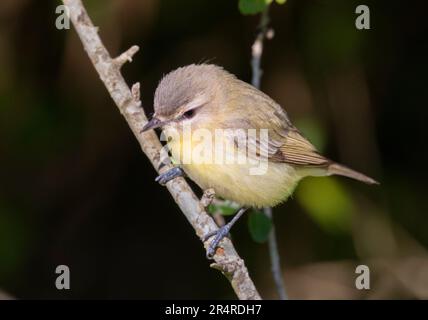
[142,64,378,257]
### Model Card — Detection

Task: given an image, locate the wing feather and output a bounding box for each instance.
[271,128,329,166]
[223,79,329,167]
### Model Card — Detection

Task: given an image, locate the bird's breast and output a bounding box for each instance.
[165,128,302,207]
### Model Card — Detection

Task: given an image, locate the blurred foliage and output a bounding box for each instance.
[0,199,32,277]
[294,116,354,233]
[238,0,286,15]
[298,1,365,71]
[208,200,239,216]
[294,117,327,152]
[296,178,354,234]
[248,210,272,243]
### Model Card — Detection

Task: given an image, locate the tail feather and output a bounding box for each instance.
[327,163,379,185]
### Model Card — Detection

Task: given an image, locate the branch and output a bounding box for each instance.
[251,7,272,88]
[250,6,288,300]
[63,0,261,300]
[264,207,288,300]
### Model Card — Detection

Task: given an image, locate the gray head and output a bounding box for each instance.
[142,64,232,131]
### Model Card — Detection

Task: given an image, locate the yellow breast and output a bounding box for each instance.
[165,127,303,208]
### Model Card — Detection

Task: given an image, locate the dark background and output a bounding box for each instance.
[0,0,427,299]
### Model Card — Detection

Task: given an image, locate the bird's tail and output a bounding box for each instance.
[327,162,379,185]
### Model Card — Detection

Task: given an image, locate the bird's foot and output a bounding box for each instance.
[202,224,232,259]
[202,207,248,259]
[155,167,185,185]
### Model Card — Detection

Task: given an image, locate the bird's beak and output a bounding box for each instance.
[141,117,165,132]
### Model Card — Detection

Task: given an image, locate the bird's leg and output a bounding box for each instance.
[203,207,248,259]
[155,167,185,185]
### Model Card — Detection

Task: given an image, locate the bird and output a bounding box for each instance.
[142,64,378,257]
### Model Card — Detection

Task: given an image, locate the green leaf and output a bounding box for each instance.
[248,210,272,243]
[208,202,239,216]
[275,0,287,4]
[295,177,354,234]
[295,117,327,152]
[238,0,270,15]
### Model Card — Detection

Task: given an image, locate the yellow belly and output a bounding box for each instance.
[183,161,300,208]
[166,130,303,208]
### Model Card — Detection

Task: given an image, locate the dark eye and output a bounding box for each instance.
[183,109,196,119]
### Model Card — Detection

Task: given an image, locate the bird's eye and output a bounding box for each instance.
[183,109,196,119]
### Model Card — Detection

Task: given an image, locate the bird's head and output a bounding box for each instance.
[142,64,231,133]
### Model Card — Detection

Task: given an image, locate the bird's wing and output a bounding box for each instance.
[269,127,329,166]
[225,81,329,167]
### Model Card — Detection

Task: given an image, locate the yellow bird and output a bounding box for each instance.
[142,64,377,257]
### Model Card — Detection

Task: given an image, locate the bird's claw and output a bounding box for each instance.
[155,167,185,185]
[203,225,231,259]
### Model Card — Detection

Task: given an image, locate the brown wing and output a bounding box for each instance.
[224,79,329,167]
[270,127,330,167]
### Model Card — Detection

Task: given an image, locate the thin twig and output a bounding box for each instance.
[114,45,140,68]
[250,6,288,300]
[251,8,271,88]
[63,0,260,300]
[264,207,288,300]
